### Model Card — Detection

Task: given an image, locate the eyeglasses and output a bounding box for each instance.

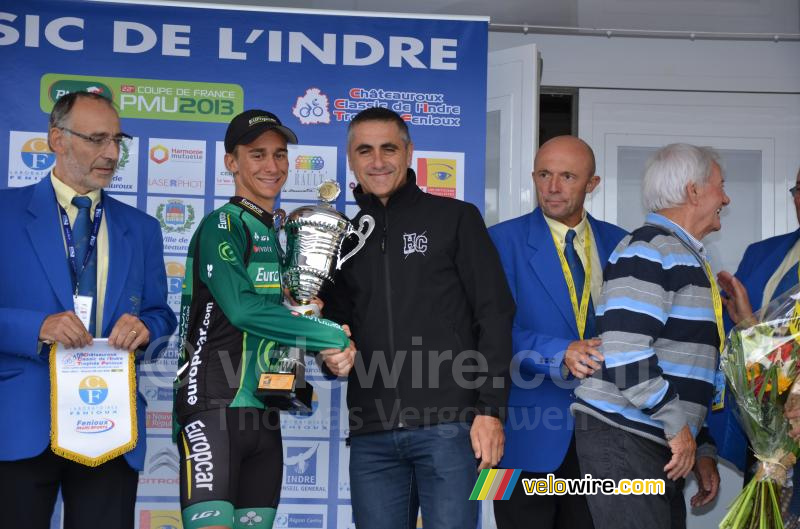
[791,185,800,198]
[59,127,132,150]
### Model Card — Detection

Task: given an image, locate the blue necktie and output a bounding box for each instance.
[773,261,799,302]
[565,229,596,338]
[71,196,97,336]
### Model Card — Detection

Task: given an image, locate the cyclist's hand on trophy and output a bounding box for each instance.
[319,340,356,377]
[309,296,324,311]
[283,287,323,315]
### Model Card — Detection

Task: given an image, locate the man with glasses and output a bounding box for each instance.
[713,166,800,526]
[718,169,800,319]
[0,91,176,529]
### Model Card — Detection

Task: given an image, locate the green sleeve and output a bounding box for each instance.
[195,214,349,351]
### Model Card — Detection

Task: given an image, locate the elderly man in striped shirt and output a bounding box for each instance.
[571,143,729,529]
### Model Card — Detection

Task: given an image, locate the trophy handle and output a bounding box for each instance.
[337,215,375,269]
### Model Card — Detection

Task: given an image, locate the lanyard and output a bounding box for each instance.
[701,261,725,351]
[59,200,103,295]
[790,264,800,339]
[550,227,593,339]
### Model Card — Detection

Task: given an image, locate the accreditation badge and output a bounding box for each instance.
[712,369,726,411]
[49,339,137,466]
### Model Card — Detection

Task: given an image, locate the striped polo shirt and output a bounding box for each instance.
[572,213,720,452]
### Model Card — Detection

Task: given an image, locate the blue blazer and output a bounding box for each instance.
[709,229,800,471]
[0,177,177,471]
[489,208,627,471]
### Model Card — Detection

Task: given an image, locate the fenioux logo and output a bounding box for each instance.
[150,145,169,164]
[165,261,185,294]
[20,137,55,171]
[41,73,244,123]
[75,418,115,434]
[78,375,108,405]
[156,199,195,233]
[46,79,114,104]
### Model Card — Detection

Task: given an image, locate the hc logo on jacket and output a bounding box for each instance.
[403,232,428,258]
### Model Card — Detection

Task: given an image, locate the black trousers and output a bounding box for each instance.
[0,448,138,529]
[493,435,595,529]
[574,413,686,529]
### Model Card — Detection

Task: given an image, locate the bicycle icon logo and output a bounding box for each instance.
[299,100,324,118]
[293,88,331,124]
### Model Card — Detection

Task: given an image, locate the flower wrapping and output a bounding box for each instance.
[720,286,800,529]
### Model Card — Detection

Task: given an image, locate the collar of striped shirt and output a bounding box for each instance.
[645,212,705,257]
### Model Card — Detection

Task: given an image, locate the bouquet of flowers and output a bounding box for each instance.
[719,287,800,529]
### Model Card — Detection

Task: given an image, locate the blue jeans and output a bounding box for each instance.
[349,423,478,529]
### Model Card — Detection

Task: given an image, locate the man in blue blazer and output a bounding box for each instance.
[490,136,627,529]
[0,92,176,529]
[711,167,800,511]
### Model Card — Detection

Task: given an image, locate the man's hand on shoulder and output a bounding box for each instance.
[470,415,505,471]
[39,311,92,348]
[108,313,150,351]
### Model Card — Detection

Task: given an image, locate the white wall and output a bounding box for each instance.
[489,32,800,94]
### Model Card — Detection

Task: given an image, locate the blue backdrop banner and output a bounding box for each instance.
[0,1,488,527]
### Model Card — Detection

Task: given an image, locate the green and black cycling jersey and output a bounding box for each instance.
[174,196,348,422]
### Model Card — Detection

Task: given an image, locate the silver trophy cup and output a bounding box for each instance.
[282,181,375,304]
[256,181,373,412]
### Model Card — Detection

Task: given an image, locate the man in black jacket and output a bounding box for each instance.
[321,107,515,529]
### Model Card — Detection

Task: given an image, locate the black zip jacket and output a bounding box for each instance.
[321,170,515,436]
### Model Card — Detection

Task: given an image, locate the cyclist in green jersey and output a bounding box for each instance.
[174,110,356,529]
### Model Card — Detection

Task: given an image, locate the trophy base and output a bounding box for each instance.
[255,373,314,413]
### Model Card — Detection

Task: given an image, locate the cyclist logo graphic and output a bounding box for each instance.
[292,88,331,125]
